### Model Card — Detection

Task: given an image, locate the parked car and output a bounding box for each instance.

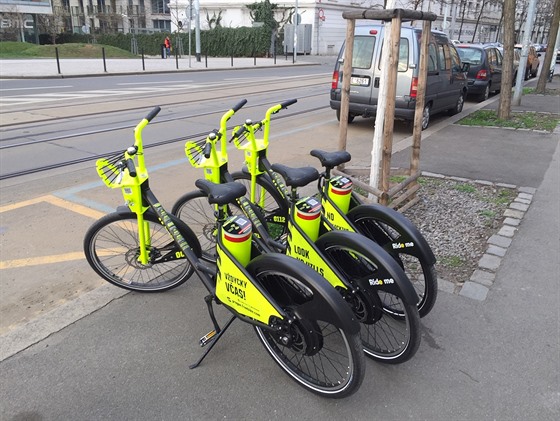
[514,44,541,79]
[456,43,503,102]
[329,26,469,130]
[498,47,521,85]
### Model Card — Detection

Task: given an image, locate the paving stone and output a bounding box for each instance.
[498,225,517,237]
[504,209,525,219]
[478,254,502,271]
[510,202,530,212]
[459,282,489,301]
[514,197,531,205]
[488,234,513,248]
[517,192,533,201]
[437,278,457,294]
[503,217,521,227]
[474,179,494,186]
[519,186,537,194]
[486,244,507,257]
[496,183,517,189]
[422,171,446,179]
[470,270,496,286]
[449,176,470,182]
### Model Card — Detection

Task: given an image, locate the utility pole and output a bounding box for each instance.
[194,0,201,61]
[293,0,298,63]
[513,0,538,105]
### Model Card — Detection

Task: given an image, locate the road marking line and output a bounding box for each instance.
[0,252,86,269]
[0,195,104,219]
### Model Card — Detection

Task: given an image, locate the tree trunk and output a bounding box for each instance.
[497,0,516,119]
[535,0,560,93]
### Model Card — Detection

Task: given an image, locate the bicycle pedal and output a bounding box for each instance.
[199,330,217,347]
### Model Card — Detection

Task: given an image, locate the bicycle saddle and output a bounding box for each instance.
[310,150,351,169]
[195,179,247,205]
[270,164,319,188]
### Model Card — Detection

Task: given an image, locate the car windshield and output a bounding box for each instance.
[456,47,483,65]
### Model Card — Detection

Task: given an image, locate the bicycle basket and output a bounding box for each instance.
[96,152,127,188]
[185,138,207,168]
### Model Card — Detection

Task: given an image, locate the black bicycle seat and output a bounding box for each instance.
[310,150,351,168]
[195,179,247,205]
[270,164,319,188]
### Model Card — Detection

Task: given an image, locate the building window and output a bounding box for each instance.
[151,0,169,14]
[153,20,171,31]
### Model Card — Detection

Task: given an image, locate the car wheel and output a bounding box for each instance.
[421,103,431,130]
[478,84,490,102]
[336,109,355,124]
[448,92,465,116]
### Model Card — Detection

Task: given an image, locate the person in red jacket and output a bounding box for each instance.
[164,36,172,58]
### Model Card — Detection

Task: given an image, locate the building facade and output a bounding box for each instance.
[2,0,537,53]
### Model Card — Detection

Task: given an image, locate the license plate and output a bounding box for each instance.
[351,76,370,86]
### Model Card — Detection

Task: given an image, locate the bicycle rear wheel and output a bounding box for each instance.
[247,256,365,398]
[315,239,421,364]
[84,211,199,292]
[347,208,438,318]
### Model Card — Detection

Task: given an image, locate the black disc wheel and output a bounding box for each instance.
[348,213,438,318]
[247,261,365,398]
[316,243,421,364]
[84,211,197,292]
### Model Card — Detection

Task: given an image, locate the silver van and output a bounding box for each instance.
[330,25,468,129]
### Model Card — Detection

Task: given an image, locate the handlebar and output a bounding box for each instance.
[280,99,297,109]
[145,106,161,122]
[232,99,248,113]
[125,158,137,177]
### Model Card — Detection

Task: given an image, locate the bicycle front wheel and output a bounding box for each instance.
[315,240,421,364]
[84,211,198,292]
[172,189,222,262]
[230,171,290,242]
[247,257,365,398]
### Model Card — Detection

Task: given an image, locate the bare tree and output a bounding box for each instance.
[535,0,560,93]
[37,6,67,44]
[497,0,515,119]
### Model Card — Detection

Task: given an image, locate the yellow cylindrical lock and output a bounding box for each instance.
[328,175,353,214]
[294,197,322,241]
[221,215,252,266]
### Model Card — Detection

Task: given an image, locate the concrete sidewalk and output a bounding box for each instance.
[0,55,328,78]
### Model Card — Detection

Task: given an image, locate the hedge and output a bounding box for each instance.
[55,27,284,57]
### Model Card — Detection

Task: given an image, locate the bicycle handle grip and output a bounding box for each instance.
[232,99,248,112]
[203,142,212,158]
[280,99,297,109]
[125,159,137,177]
[232,125,247,139]
[146,106,161,122]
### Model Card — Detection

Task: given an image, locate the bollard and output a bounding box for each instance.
[231,51,234,67]
[141,48,145,71]
[175,50,179,69]
[102,47,107,72]
[205,53,208,68]
[55,47,61,74]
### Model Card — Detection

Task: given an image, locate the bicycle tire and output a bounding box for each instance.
[315,233,421,364]
[84,211,200,292]
[346,207,438,317]
[171,189,226,262]
[230,171,290,242]
[247,255,365,398]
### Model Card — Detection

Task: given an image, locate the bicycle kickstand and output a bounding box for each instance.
[189,295,236,369]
